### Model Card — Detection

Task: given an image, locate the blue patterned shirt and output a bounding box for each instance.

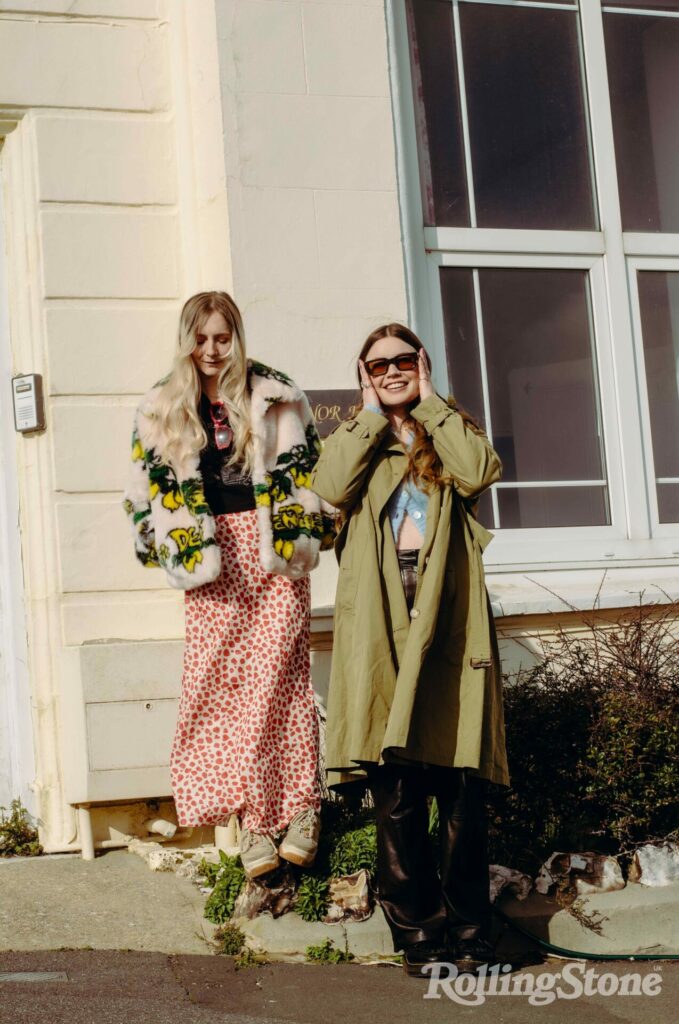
[364,407,429,542]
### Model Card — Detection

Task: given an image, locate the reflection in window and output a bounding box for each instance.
[638,271,679,522]
[604,13,679,231]
[407,0,469,226]
[407,0,596,229]
[440,267,610,529]
[460,4,596,229]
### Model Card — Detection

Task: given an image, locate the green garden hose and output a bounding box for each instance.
[493,905,679,962]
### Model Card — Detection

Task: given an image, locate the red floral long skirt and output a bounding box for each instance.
[171,510,320,833]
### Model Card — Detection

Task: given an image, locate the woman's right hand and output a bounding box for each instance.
[358,359,382,411]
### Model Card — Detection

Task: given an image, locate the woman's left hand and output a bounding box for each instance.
[418,349,435,401]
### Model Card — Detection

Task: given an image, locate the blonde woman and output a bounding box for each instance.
[311,324,508,977]
[124,291,333,878]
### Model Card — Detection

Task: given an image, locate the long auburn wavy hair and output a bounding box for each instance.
[358,323,484,493]
[152,291,253,474]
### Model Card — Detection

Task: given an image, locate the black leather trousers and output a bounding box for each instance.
[367,762,491,952]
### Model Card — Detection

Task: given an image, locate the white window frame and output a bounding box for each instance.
[387,0,679,572]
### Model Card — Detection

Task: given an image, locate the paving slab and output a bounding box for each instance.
[1,848,677,964]
[0,850,212,955]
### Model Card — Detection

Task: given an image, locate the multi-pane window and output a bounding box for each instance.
[409,0,596,230]
[398,0,679,563]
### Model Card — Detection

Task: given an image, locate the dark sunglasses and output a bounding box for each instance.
[364,353,419,378]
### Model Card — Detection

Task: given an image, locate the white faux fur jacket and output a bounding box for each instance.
[123,361,334,590]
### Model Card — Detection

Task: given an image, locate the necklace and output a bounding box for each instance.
[209,401,233,450]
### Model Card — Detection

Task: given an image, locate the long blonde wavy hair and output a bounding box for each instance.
[359,323,484,493]
[152,291,253,473]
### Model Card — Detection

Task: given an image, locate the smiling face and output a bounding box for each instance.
[363,335,421,409]
[190,310,233,385]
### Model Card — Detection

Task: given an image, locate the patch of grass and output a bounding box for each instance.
[215,922,246,956]
[235,946,266,970]
[0,800,42,858]
[305,938,354,965]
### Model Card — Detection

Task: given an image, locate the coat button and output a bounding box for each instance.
[409,608,420,619]
[413,511,422,520]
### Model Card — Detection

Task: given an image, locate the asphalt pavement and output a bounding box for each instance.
[0,950,677,1024]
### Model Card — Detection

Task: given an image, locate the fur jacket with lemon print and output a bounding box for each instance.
[123,361,334,590]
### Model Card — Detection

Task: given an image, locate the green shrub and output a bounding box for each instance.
[0,800,42,858]
[295,874,330,922]
[203,854,246,924]
[327,822,377,878]
[489,599,679,871]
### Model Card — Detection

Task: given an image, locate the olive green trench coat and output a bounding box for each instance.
[310,395,509,788]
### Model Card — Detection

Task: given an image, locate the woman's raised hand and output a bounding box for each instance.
[418,349,435,401]
[358,359,382,410]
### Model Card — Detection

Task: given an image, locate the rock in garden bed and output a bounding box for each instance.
[629,842,679,887]
[535,851,625,896]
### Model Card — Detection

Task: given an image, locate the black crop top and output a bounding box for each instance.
[198,394,256,515]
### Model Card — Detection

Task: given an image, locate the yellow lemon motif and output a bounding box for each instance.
[274,538,294,561]
[162,489,185,511]
[149,481,160,500]
[255,491,271,507]
[132,438,144,462]
[290,468,311,489]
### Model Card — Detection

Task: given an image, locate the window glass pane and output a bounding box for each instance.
[440,268,485,425]
[637,271,679,522]
[604,14,679,231]
[439,267,611,529]
[497,486,609,529]
[406,0,469,227]
[460,5,596,229]
[657,484,679,522]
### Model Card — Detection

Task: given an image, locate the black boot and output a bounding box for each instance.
[403,939,453,978]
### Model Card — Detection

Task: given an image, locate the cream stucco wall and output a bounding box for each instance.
[0,0,234,847]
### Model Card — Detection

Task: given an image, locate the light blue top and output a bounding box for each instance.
[364,404,429,542]
[387,478,429,541]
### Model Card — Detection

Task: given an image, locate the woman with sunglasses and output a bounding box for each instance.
[310,324,508,977]
[124,291,333,879]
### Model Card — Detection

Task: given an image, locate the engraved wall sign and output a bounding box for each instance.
[306,390,361,437]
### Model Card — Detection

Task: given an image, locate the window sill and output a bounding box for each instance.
[487,565,679,620]
[311,565,679,626]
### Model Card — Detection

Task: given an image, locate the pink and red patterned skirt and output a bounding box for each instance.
[171,510,320,833]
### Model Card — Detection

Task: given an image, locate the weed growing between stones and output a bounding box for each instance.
[203,853,246,924]
[295,874,330,922]
[235,946,266,970]
[215,922,245,956]
[305,938,354,965]
[0,800,42,857]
